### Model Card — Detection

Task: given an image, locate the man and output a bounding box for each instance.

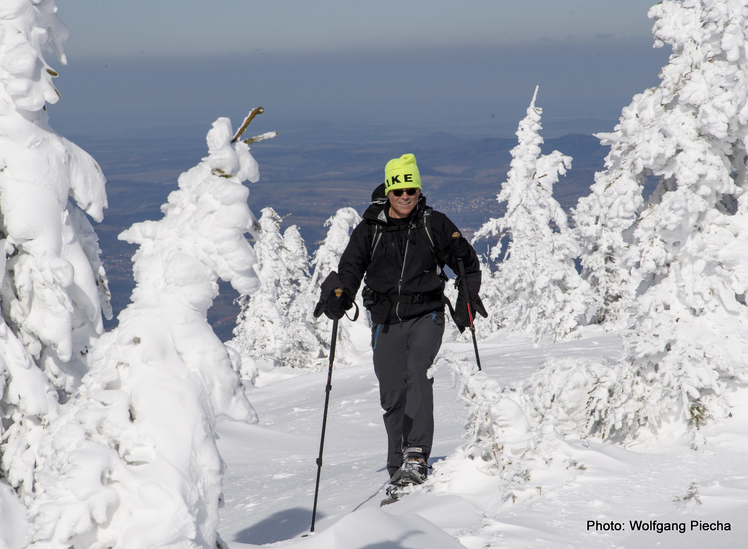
[318,153,484,501]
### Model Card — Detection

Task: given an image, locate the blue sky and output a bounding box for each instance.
[51,0,670,138]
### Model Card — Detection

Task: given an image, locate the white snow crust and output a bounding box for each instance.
[212,326,748,549]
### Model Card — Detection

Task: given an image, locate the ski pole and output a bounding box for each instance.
[457,258,482,371]
[310,291,341,533]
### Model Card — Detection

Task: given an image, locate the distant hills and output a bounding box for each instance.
[246,130,610,243]
[70,126,612,341]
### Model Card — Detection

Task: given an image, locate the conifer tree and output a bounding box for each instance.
[231,208,290,369]
[572,0,748,441]
[279,224,325,369]
[29,117,260,548]
[230,206,362,371]
[0,0,110,503]
[573,81,653,326]
[303,207,363,364]
[572,134,645,326]
[474,87,595,342]
[279,224,312,310]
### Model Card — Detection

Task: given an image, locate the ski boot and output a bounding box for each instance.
[380,448,428,506]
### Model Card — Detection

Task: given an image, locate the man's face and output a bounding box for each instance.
[387,188,421,219]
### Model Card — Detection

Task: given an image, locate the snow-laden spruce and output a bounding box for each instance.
[566,0,748,442]
[231,206,362,371]
[0,0,111,507]
[474,87,595,343]
[280,224,312,308]
[29,118,260,548]
[572,124,646,327]
[297,207,364,362]
[231,207,292,372]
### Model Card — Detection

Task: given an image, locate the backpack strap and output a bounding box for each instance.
[421,207,450,275]
[421,207,457,314]
[421,207,437,258]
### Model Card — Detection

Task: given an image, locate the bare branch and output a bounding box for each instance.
[243,131,279,144]
[231,107,265,143]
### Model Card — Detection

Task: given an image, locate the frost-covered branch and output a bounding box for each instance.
[231,106,264,142]
[244,131,279,144]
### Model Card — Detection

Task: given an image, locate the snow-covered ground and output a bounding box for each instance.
[216,323,748,548]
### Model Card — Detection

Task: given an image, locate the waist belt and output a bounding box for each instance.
[363,286,443,308]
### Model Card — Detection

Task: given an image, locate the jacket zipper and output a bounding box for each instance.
[396,228,411,322]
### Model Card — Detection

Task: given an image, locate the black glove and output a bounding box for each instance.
[452,271,488,333]
[314,271,354,320]
[453,293,488,332]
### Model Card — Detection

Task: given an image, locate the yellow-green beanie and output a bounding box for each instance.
[384,153,422,194]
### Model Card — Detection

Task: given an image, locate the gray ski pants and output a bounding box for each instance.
[371,311,445,477]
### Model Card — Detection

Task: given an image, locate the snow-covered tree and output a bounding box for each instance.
[0,0,111,504]
[562,0,748,442]
[310,207,363,295]
[231,207,291,369]
[439,352,534,473]
[231,206,361,371]
[279,224,312,310]
[473,87,595,343]
[430,351,559,507]
[28,118,260,548]
[572,127,647,326]
[270,223,320,369]
[276,207,363,369]
[304,207,363,361]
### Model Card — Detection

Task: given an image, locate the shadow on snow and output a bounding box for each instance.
[233,507,320,545]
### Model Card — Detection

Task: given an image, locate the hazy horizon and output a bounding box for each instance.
[48,39,670,142]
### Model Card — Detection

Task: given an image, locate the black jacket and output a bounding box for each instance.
[338,184,481,324]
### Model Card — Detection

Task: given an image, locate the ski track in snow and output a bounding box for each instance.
[214,325,748,548]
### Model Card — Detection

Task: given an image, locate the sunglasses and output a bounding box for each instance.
[391,188,418,197]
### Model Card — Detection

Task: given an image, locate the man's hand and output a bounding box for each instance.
[453,289,488,332]
[314,271,354,320]
[453,264,488,332]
